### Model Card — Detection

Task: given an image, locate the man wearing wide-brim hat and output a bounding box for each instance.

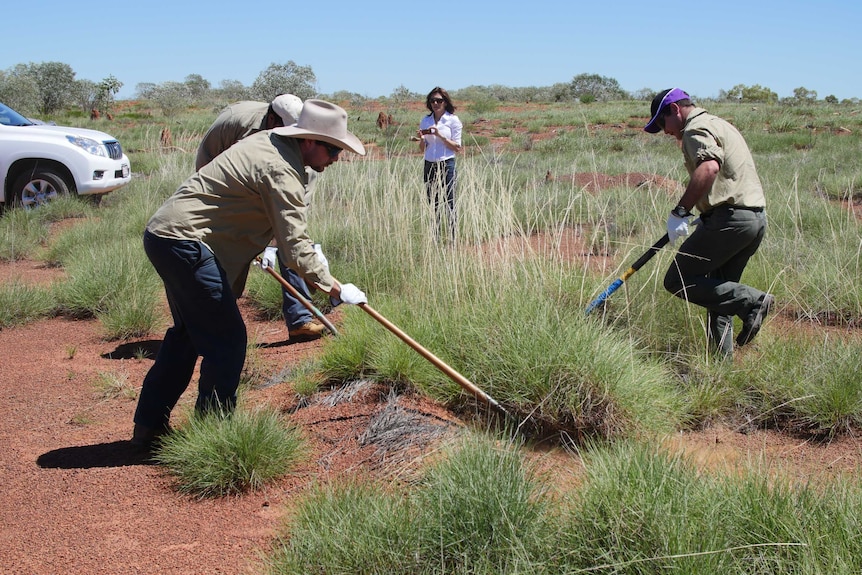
[644,88,773,359]
[132,99,367,448]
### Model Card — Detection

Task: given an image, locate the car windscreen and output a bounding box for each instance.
[0,103,35,127]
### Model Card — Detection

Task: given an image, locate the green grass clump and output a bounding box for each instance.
[155,407,307,498]
[35,194,95,222]
[0,281,55,328]
[267,435,549,575]
[53,239,163,339]
[555,441,862,574]
[320,267,682,440]
[730,332,862,435]
[412,436,548,572]
[267,481,415,574]
[0,208,50,261]
[0,195,95,261]
[243,269,286,321]
[244,267,332,322]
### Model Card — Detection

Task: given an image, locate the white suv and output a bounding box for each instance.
[0,102,131,209]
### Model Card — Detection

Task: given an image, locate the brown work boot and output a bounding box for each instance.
[736,294,775,346]
[288,320,326,338]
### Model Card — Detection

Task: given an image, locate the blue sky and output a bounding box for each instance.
[4,0,861,101]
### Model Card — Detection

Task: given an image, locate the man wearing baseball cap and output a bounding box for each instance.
[645,88,773,358]
[133,99,367,448]
[195,94,329,340]
[195,93,304,170]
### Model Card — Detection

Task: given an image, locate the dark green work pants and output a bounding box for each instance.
[664,205,768,356]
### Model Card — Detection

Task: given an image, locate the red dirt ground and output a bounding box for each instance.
[3,212,862,574]
[0,288,469,574]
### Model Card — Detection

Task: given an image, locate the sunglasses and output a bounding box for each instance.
[430,97,445,104]
[317,140,342,159]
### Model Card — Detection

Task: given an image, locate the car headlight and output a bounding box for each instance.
[66,135,108,157]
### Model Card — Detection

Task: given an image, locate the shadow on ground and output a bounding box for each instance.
[101,340,162,360]
[37,441,158,468]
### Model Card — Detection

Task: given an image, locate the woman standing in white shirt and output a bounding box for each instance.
[417,87,462,242]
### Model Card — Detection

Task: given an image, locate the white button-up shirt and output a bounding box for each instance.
[419,111,462,162]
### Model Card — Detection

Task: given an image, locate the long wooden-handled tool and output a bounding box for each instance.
[255,257,339,336]
[258,258,508,417]
[356,302,510,418]
[584,234,670,315]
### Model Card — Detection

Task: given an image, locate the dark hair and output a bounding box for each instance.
[265,104,282,129]
[425,87,455,114]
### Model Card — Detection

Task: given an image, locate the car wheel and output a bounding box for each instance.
[12,168,72,209]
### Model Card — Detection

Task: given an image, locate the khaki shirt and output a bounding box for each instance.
[148,131,333,296]
[195,101,269,171]
[195,100,318,197]
[682,107,765,214]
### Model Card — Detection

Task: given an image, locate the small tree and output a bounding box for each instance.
[135,82,158,100]
[328,90,367,109]
[95,75,123,117]
[632,87,655,101]
[742,84,778,103]
[250,61,316,102]
[150,81,190,117]
[184,74,212,104]
[389,84,417,105]
[32,61,76,114]
[792,86,818,103]
[569,73,628,102]
[720,83,778,103]
[549,82,573,102]
[0,64,40,114]
[71,79,98,114]
[215,79,251,104]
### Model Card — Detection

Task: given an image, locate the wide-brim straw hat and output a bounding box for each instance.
[273,99,366,155]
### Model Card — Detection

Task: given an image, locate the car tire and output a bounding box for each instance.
[12,167,72,209]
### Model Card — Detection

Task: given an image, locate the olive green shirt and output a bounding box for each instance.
[194,101,269,171]
[682,107,765,214]
[147,131,333,296]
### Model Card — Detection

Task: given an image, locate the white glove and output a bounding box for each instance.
[333,283,367,306]
[313,243,329,271]
[667,214,690,246]
[259,246,278,270]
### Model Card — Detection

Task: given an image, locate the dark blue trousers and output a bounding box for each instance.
[134,230,246,428]
[278,262,313,330]
[424,158,457,241]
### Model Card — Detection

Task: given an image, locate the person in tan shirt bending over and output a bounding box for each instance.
[133,100,366,448]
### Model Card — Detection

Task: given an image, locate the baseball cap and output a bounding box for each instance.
[644,88,689,133]
[271,94,304,126]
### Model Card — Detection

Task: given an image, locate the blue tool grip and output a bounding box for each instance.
[584,279,623,315]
